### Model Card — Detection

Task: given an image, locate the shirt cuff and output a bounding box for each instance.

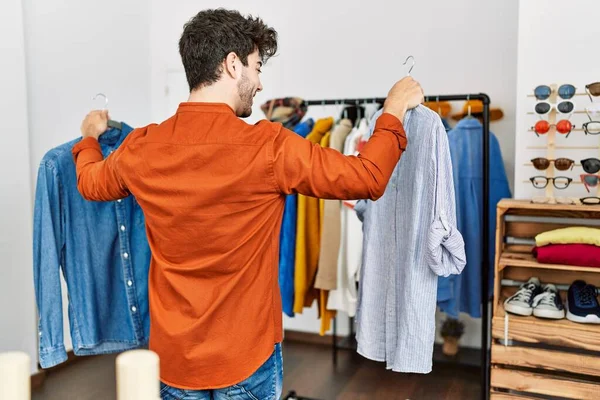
[427,216,467,277]
[375,113,407,150]
[39,344,68,369]
[72,137,102,162]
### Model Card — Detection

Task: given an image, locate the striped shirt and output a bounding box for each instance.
[355,106,466,373]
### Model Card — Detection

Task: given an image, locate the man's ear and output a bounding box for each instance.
[224,52,239,79]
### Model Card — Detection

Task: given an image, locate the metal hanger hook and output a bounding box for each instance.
[403,56,415,76]
[93,93,109,110]
[466,94,472,117]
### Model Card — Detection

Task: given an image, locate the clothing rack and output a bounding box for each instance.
[288,93,491,400]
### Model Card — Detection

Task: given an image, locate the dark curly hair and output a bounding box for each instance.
[179,9,278,92]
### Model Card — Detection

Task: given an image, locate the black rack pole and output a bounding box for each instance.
[481,94,491,400]
[332,311,337,365]
[301,93,491,400]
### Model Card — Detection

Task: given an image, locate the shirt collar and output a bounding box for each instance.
[177,102,235,114]
[99,122,133,146]
[454,117,482,130]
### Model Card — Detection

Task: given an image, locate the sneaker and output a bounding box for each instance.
[567,280,600,324]
[532,284,565,319]
[504,277,541,316]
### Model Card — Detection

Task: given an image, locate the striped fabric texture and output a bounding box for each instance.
[355,106,466,374]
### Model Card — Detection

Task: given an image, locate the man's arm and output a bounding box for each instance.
[272,76,423,200]
[71,110,129,201]
[273,113,406,200]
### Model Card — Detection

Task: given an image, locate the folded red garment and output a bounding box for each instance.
[533,244,600,267]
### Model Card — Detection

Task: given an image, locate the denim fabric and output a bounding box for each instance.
[33,123,151,368]
[279,119,313,317]
[160,343,283,400]
[437,117,511,318]
[441,118,452,132]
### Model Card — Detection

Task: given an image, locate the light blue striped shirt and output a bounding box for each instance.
[355,106,466,373]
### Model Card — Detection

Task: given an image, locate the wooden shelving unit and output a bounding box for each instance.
[490,199,600,400]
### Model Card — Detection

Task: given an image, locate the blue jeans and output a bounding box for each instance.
[160,343,283,400]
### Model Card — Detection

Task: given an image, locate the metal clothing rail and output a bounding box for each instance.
[294,93,491,400]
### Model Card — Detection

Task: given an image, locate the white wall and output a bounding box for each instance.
[0,0,38,373]
[514,0,600,199]
[21,0,153,353]
[23,0,153,178]
[150,0,519,340]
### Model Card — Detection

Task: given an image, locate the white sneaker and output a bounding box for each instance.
[533,284,565,319]
[504,277,541,316]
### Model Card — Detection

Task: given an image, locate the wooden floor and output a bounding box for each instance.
[33,341,480,400]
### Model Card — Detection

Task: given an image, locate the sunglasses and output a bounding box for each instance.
[581,174,600,192]
[535,101,575,115]
[532,119,574,137]
[530,176,572,189]
[534,84,576,101]
[581,158,600,174]
[585,82,600,102]
[531,157,574,171]
[581,196,600,205]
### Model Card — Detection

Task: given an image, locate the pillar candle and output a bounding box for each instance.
[0,351,31,400]
[116,349,160,400]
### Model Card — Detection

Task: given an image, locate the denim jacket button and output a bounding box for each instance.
[127,280,133,287]
[120,225,126,232]
[117,199,122,203]
[123,252,129,259]
[131,306,137,313]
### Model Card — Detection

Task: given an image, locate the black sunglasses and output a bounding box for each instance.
[581,158,600,174]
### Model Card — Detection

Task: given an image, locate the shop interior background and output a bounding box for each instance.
[4,0,598,378]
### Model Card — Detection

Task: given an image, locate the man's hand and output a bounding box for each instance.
[383,77,424,122]
[80,110,109,140]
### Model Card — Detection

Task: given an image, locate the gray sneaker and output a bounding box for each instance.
[504,277,542,316]
[533,284,565,319]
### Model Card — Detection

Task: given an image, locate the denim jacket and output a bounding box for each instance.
[437,117,511,318]
[33,124,151,368]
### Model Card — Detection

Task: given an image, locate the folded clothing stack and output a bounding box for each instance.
[532,227,600,267]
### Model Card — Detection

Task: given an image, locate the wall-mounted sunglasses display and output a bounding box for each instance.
[581,196,600,205]
[581,158,600,174]
[534,84,576,101]
[534,101,575,115]
[529,176,572,189]
[585,82,600,102]
[581,174,600,192]
[532,119,574,137]
[531,157,574,171]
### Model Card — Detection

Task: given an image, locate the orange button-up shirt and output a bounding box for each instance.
[72,103,406,389]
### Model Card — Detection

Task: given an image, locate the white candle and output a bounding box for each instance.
[116,349,160,400]
[0,351,31,400]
